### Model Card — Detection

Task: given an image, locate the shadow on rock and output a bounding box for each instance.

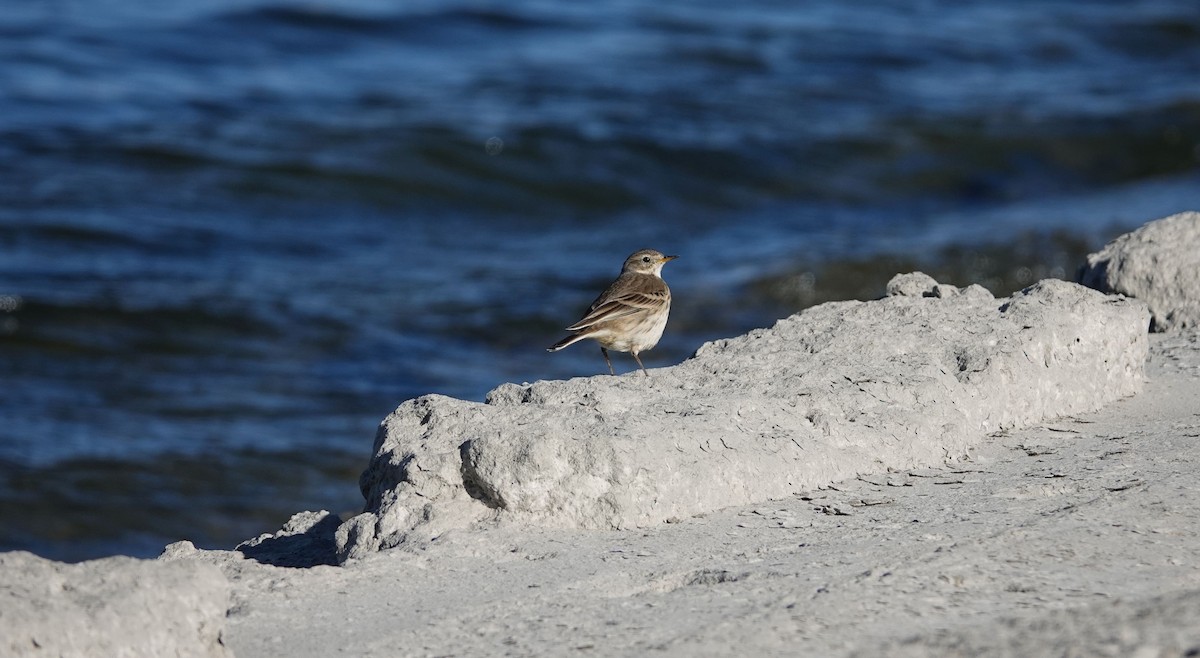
[236,510,341,568]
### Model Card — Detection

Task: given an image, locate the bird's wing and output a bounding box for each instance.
[566,289,669,331]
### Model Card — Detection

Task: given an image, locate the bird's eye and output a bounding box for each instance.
[642,256,651,262]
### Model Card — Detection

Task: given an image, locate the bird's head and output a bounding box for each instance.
[622,249,678,277]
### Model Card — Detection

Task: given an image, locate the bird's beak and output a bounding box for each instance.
[662,255,679,263]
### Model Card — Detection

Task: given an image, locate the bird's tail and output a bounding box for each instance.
[547,333,588,352]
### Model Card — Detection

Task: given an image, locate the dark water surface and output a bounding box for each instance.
[2,0,1199,561]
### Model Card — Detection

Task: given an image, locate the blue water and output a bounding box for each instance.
[2,0,1199,561]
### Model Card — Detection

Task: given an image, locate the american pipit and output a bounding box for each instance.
[547,249,678,376]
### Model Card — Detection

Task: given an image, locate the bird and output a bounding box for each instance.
[547,249,678,376]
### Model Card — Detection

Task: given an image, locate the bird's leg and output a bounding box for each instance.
[601,347,615,375]
[632,351,648,377]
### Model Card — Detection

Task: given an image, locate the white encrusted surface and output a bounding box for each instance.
[339,277,1148,561]
[1080,210,1200,332]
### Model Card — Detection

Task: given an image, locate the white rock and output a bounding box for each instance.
[0,551,231,657]
[234,510,342,567]
[1079,210,1200,332]
[885,271,940,297]
[885,272,995,301]
[337,278,1148,562]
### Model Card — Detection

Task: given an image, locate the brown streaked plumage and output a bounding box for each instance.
[547,249,677,376]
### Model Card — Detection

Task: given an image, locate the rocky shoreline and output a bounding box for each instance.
[4,212,1198,657]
